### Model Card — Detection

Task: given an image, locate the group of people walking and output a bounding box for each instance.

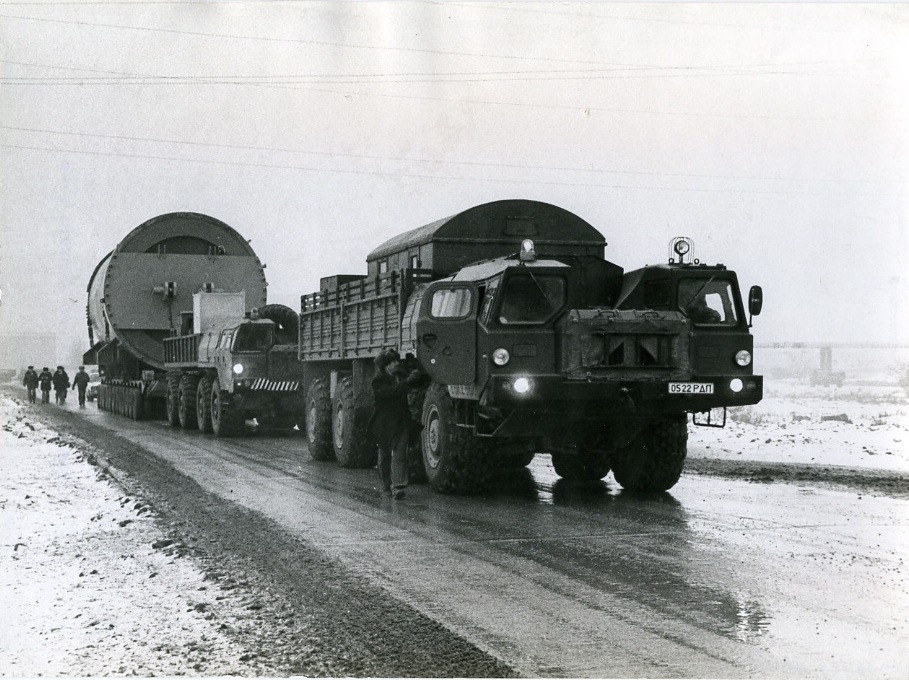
[22,365,91,407]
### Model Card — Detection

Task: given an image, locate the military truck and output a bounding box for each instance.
[84,212,304,433]
[299,199,763,493]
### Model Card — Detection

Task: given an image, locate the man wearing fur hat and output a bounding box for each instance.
[369,348,427,499]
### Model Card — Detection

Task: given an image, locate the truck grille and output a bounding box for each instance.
[561,309,691,380]
[601,333,674,368]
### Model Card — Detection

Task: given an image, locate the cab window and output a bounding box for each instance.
[233,324,274,351]
[479,276,501,324]
[218,329,235,349]
[498,273,566,324]
[678,278,739,325]
[430,287,473,319]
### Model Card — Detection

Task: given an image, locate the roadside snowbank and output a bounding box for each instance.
[0,396,276,676]
[690,379,909,473]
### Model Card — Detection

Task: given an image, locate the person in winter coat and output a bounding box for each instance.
[38,367,53,404]
[52,366,70,404]
[368,349,427,499]
[72,366,90,407]
[22,366,39,404]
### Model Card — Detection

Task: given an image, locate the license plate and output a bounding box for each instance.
[668,382,714,394]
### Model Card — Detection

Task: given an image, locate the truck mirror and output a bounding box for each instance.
[748,285,763,317]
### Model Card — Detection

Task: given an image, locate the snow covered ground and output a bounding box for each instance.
[1,375,907,675]
[690,379,909,473]
[0,395,278,676]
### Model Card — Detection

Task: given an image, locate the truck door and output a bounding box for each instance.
[415,281,477,385]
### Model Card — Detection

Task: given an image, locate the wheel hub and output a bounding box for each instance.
[333,404,344,449]
[425,408,441,469]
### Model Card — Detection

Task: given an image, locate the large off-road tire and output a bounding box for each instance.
[178,374,200,430]
[258,304,300,344]
[306,378,334,461]
[166,374,181,427]
[331,376,375,468]
[551,450,610,481]
[611,414,688,492]
[210,378,242,437]
[196,376,213,433]
[421,383,492,494]
[491,441,536,468]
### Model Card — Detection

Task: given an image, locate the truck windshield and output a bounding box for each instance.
[678,278,739,325]
[498,273,566,324]
[233,324,274,352]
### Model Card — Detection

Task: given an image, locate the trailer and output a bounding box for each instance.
[84,212,304,432]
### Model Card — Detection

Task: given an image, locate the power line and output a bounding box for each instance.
[0,12,614,66]
[2,142,904,198]
[3,57,898,124]
[4,57,897,125]
[2,124,899,186]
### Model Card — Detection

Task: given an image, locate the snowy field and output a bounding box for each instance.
[0,395,278,676]
[691,378,909,473]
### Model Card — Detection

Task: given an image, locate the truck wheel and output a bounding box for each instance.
[166,374,180,427]
[611,414,688,492]
[196,376,213,433]
[178,374,200,429]
[421,383,492,494]
[210,378,242,437]
[306,378,334,461]
[498,451,535,468]
[551,450,610,481]
[332,376,376,468]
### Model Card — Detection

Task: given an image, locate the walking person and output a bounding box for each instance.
[22,365,39,404]
[368,349,427,500]
[38,367,53,404]
[52,365,70,404]
[73,366,90,407]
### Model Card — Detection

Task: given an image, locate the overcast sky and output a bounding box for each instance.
[1,1,907,359]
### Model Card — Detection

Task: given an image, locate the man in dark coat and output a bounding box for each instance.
[369,349,427,499]
[73,366,90,407]
[22,366,39,404]
[38,367,53,404]
[52,366,70,404]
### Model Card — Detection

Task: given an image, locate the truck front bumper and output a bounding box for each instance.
[481,373,763,411]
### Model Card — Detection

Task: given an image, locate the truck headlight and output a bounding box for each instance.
[233,363,244,375]
[735,350,752,367]
[513,377,531,394]
[492,348,510,366]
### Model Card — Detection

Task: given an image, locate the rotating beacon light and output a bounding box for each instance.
[519,239,536,263]
[669,237,696,264]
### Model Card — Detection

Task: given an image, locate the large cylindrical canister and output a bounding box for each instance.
[86,212,268,371]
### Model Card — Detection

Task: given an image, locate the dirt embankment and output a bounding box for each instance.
[685,457,909,499]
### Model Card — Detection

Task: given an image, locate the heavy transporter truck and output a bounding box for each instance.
[300,199,763,494]
[83,212,304,434]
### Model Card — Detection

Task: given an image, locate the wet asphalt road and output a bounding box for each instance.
[51,405,909,677]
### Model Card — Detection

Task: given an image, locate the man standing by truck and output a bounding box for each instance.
[369,349,427,500]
